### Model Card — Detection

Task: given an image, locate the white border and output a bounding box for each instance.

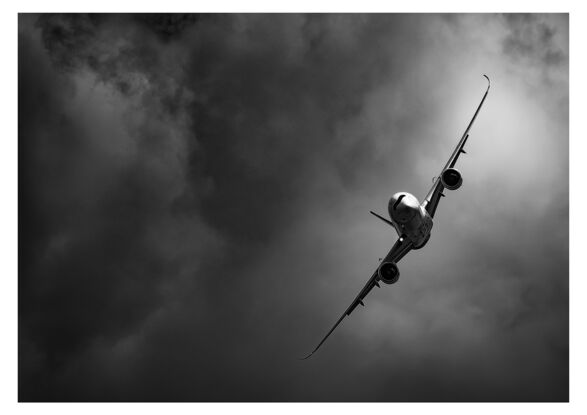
[3,1,584,414]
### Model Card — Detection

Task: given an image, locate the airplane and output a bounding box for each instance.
[301,75,491,360]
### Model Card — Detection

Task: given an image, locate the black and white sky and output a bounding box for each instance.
[18,13,568,401]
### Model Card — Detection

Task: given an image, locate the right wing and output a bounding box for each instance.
[422,75,490,218]
[301,236,413,359]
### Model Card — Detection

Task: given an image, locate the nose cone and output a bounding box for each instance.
[388,192,420,223]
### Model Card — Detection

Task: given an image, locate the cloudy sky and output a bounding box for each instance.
[18,13,568,401]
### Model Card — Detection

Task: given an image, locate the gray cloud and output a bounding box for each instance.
[19,14,568,401]
[502,14,566,66]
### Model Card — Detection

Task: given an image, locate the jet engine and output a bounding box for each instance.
[378,262,400,285]
[440,168,463,190]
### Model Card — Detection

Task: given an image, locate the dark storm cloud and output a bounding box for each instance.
[36,14,102,69]
[134,13,200,41]
[19,14,568,401]
[19,13,218,399]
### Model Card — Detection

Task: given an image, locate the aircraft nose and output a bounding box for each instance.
[388,192,418,223]
[394,205,414,223]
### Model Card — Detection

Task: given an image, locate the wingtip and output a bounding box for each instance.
[299,352,314,360]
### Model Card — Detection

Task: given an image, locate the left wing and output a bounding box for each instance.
[301,236,412,359]
[422,75,491,218]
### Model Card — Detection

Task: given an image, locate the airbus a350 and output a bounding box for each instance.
[302,75,491,359]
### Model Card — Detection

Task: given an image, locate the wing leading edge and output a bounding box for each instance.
[423,75,491,218]
[301,236,413,360]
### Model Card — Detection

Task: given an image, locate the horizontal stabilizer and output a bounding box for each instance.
[370,211,394,227]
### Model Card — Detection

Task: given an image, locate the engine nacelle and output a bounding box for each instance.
[440,168,463,190]
[378,262,400,285]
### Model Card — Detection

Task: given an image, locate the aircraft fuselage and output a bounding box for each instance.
[387,192,433,249]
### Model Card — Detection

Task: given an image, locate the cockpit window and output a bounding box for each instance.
[393,194,406,210]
